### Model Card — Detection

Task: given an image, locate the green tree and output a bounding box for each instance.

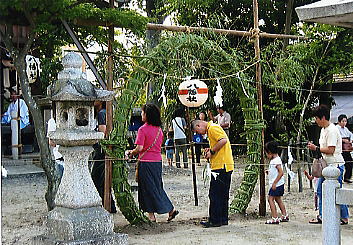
[0,0,148,211]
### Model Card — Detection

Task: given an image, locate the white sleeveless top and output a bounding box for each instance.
[172,117,186,140]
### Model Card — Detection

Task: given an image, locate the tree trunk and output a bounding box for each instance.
[14,55,59,211]
[284,0,294,48]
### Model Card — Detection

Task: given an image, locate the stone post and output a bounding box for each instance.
[322,164,341,245]
[10,110,19,159]
[34,52,127,245]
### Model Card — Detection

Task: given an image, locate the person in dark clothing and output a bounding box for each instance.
[91,101,117,213]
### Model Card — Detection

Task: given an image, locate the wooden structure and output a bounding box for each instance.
[144,0,305,216]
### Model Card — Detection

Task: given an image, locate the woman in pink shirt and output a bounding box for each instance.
[127,104,179,222]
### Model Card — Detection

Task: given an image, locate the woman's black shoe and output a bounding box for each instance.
[167,210,179,222]
[200,221,222,228]
[344,179,352,183]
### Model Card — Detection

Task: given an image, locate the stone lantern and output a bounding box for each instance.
[36,52,127,244]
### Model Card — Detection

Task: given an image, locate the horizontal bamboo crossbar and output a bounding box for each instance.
[146,23,307,40]
[72,19,307,40]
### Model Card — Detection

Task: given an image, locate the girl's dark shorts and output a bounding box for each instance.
[268,184,284,196]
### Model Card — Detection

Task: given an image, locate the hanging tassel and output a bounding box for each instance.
[286,146,296,180]
[213,78,223,107]
[159,73,167,109]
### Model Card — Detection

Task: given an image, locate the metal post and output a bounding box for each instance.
[322,165,341,245]
[253,0,266,217]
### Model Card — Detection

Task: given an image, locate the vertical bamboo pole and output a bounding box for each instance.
[186,107,198,206]
[253,0,266,216]
[104,0,114,212]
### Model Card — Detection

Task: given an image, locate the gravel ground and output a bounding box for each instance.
[1,161,353,245]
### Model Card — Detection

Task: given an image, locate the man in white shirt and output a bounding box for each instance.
[209,106,231,137]
[307,105,349,225]
[1,89,29,129]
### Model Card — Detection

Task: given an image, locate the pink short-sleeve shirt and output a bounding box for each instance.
[135,123,163,161]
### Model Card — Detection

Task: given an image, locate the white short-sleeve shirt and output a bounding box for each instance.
[319,123,344,166]
[47,118,63,162]
[268,156,285,187]
[336,125,353,141]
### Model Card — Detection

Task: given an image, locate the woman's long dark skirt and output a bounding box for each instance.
[138,161,173,214]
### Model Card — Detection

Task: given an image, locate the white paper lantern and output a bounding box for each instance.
[26,55,40,84]
[178,79,208,107]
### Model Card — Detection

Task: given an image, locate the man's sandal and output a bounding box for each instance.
[279,215,289,222]
[265,217,280,224]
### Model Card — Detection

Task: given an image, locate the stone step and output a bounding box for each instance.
[2,164,44,179]
[1,157,34,166]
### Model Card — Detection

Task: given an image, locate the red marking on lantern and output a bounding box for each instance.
[197,88,208,94]
[178,89,189,95]
[178,88,208,95]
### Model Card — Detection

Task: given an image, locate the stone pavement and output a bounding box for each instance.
[1,153,44,178]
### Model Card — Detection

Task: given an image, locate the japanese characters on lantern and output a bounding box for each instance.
[178,79,208,107]
[26,55,40,84]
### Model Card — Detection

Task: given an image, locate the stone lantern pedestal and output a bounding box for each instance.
[34,52,127,245]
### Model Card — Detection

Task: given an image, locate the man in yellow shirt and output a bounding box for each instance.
[191,120,234,227]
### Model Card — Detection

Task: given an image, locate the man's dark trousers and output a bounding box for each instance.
[209,168,232,225]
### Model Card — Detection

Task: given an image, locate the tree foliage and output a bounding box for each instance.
[126,32,265,213]
[262,24,353,143]
[0,0,148,212]
[158,0,316,34]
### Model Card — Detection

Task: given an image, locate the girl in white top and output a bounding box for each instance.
[265,141,288,224]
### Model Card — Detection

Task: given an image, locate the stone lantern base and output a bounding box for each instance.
[33,207,128,245]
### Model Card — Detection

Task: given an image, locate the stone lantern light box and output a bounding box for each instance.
[39,52,128,244]
[48,52,114,146]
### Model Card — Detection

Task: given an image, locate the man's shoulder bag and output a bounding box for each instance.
[312,158,328,178]
[342,137,353,152]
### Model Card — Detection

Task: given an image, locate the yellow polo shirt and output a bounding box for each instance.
[207,121,234,172]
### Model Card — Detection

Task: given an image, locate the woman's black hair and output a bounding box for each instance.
[174,107,185,118]
[264,141,280,154]
[101,101,106,109]
[142,103,162,126]
[338,114,347,122]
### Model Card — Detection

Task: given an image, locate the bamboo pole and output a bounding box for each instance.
[147,23,306,40]
[73,19,306,40]
[253,0,266,217]
[104,0,114,212]
[186,107,198,206]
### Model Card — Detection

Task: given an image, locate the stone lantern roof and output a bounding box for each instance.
[296,0,353,29]
[49,52,114,101]
[47,52,114,146]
